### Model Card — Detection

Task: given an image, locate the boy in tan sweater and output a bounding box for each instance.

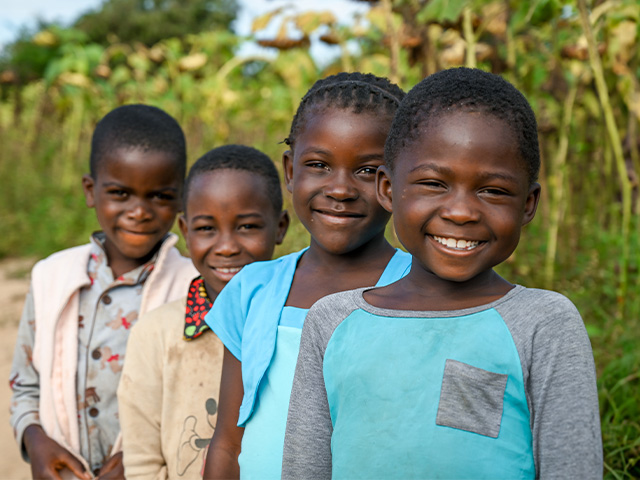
[118,145,288,479]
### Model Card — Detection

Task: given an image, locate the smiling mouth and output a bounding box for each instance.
[213,266,243,274]
[121,229,155,236]
[315,209,364,218]
[432,235,480,250]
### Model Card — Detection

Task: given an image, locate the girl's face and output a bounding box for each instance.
[283,108,392,256]
[377,111,540,285]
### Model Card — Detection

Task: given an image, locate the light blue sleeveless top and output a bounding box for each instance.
[239,307,307,479]
[239,254,412,479]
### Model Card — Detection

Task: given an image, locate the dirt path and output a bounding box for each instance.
[0,258,37,479]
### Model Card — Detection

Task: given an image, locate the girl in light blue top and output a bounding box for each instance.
[203,72,410,479]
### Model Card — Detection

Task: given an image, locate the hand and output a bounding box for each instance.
[97,451,125,479]
[24,425,92,480]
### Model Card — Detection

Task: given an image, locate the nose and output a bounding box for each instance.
[324,170,358,201]
[127,200,153,222]
[214,231,241,257]
[439,190,480,224]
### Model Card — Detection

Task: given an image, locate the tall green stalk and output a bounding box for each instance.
[578,0,632,317]
[544,83,577,289]
[463,6,476,68]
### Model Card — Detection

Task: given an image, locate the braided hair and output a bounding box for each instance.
[285,72,406,148]
[385,68,540,184]
[184,144,283,214]
[90,104,186,179]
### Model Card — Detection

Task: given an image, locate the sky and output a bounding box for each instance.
[0,0,369,61]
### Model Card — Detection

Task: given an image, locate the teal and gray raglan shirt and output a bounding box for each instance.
[282,285,602,479]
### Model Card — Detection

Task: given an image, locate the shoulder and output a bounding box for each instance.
[126,299,186,366]
[496,287,589,353]
[226,250,304,292]
[129,298,186,350]
[32,244,91,275]
[304,289,364,337]
[308,288,363,318]
[157,245,197,274]
[134,297,186,335]
[243,250,301,277]
[500,287,581,325]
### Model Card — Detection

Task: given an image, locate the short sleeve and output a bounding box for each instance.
[204,269,247,361]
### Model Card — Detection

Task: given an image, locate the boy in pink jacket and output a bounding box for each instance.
[9,104,197,479]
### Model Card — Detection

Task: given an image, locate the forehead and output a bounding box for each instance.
[297,108,392,152]
[96,147,182,187]
[185,169,274,215]
[398,111,528,180]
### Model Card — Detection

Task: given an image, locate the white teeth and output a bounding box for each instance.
[216,267,242,274]
[433,236,479,250]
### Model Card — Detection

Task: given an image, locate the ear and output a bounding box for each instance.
[275,210,290,245]
[376,166,394,214]
[282,150,294,194]
[178,214,189,246]
[522,182,541,226]
[82,174,96,208]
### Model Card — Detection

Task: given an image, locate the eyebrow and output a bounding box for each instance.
[101,181,178,192]
[299,147,384,163]
[409,162,520,183]
[191,212,264,222]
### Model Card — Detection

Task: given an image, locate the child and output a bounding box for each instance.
[282,68,603,479]
[203,72,412,479]
[9,104,198,479]
[117,145,289,479]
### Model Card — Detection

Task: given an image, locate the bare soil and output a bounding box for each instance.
[0,257,37,479]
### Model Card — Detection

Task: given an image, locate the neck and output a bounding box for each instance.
[304,232,395,273]
[203,281,220,303]
[398,265,513,311]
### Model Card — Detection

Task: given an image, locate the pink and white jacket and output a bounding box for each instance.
[10,233,197,478]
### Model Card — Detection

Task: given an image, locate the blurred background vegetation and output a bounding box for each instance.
[0,0,638,476]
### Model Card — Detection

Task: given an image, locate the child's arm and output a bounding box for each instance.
[282,306,334,480]
[525,294,603,478]
[117,317,165,478]
[11,286,92,480]
[9,286,42,456]
[203,347,244,479]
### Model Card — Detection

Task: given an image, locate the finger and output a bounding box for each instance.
[58,451,92,480]
[97,452,124,479]
[97,463,125,480]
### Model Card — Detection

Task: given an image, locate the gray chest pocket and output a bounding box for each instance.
[435,359,508,438]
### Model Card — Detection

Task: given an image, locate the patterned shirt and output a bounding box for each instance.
[76,233,156,471]
[9,233,157,473]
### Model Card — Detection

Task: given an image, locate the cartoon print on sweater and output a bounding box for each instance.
[176,397,218,476]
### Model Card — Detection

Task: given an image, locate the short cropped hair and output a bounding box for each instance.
[184,144,283,214]
[90,104,186,179]
[385,67,540,184]
[285,72,406,148]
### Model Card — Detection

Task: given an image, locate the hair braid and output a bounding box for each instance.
[285,72,405,147]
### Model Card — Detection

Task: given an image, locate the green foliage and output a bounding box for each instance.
[1,1,640,476]
[73,0,239,46]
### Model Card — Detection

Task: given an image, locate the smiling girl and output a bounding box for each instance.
[202,73,411,479]
[282,68,602,480]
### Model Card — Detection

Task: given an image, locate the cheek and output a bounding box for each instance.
[242,235,275,259]
[186,236,211,260]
